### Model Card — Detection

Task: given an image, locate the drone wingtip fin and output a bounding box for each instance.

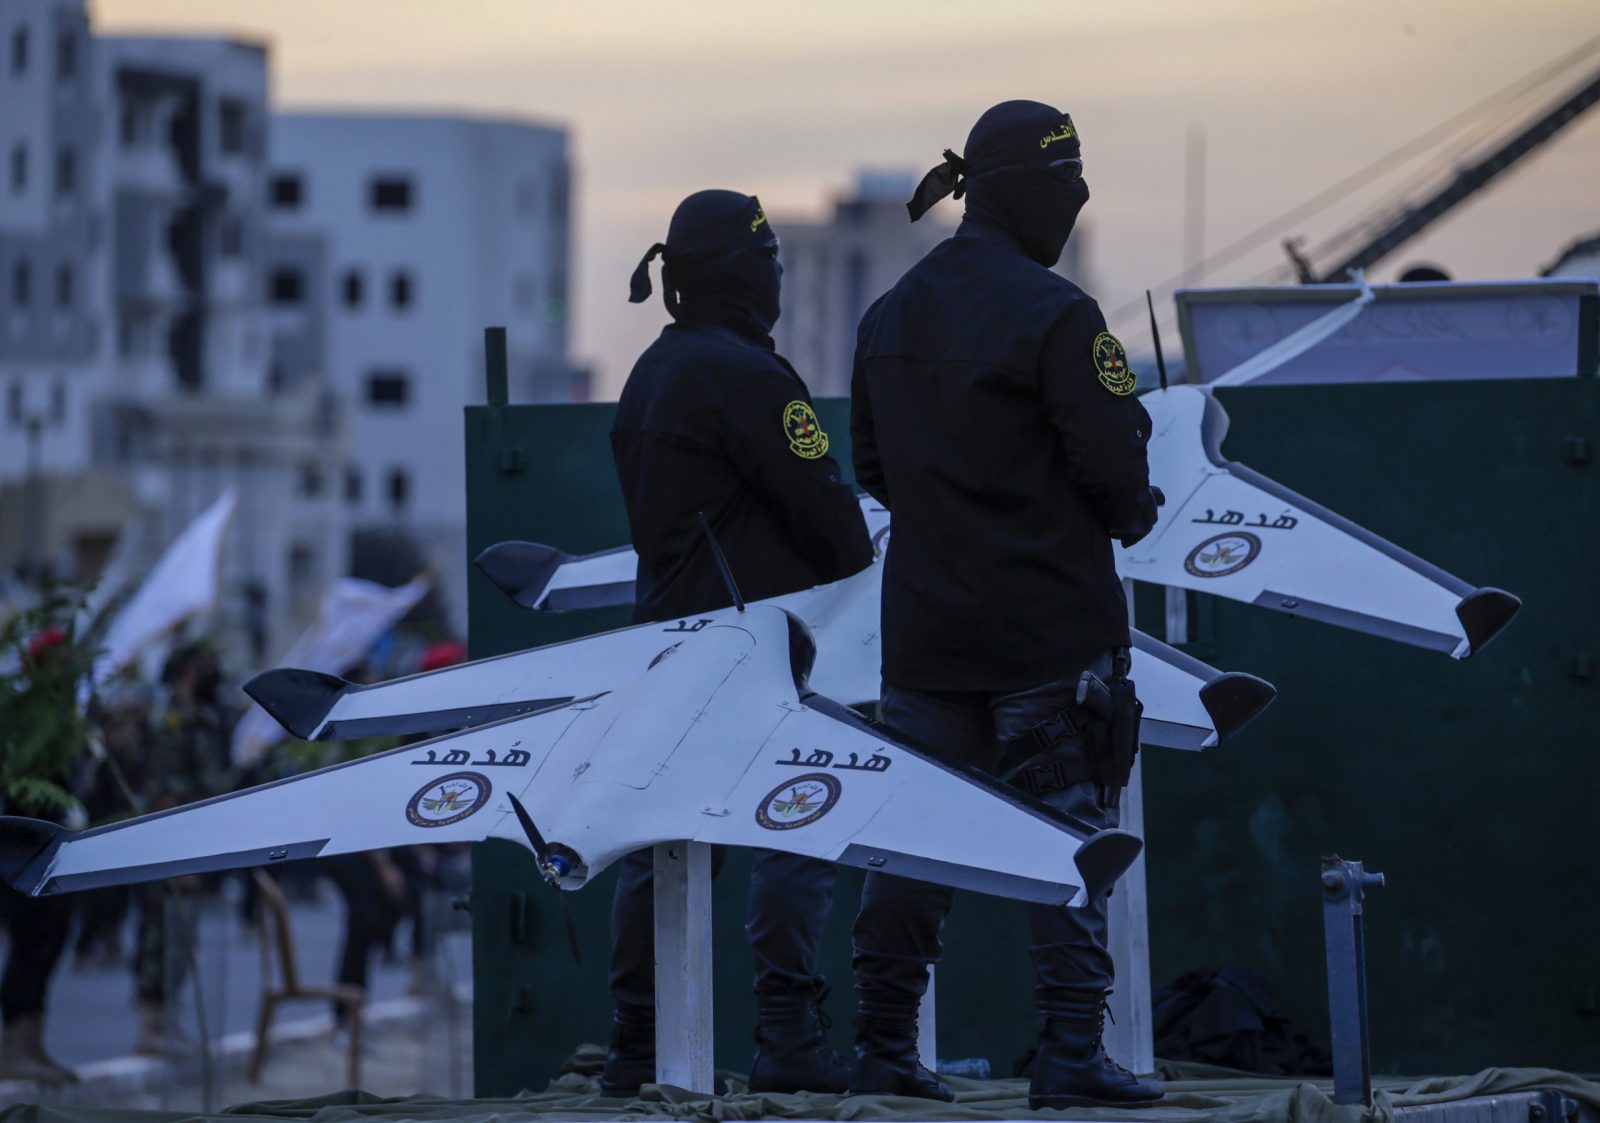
[0,816,69,897]
[474,541,570,608]
[1074,828,1143,900]
[243,667,350,740]
[1197,672,1277,744]
[1454,587,1521,658]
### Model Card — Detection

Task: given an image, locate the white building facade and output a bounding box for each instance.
[267,113,576,630]
[0,0,108,558]
[1,6,349,662]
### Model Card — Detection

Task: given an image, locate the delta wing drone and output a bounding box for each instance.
[0,607,1141,909]
[251,499,1275,755]
[477,387,1520,665]
[1129,385,1519,657]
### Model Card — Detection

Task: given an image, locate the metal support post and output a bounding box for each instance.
[1104,752,1154,1074]
[1104,577,1156,1074]
[917,967,937,1069]
[1321,855,1385,1106]
[653,840,715,1093]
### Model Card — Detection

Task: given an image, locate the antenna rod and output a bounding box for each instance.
[698,511,745,612]
[1145,290,1170,391]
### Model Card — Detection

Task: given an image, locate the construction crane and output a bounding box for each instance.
[1293,61,1600,284]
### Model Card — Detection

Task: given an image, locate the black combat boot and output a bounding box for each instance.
[1028,987,1163,1109]
[848,992,953,1101]
[748,987,851,1094]
[598,1003,655,1097]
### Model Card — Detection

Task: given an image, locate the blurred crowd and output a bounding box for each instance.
[0,610,470,1086]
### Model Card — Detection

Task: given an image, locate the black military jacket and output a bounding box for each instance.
[851,222,1159,692]
[612,316,873,625]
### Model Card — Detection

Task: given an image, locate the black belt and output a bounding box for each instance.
[1011,754,1095,797]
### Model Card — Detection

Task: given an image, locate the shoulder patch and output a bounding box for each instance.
[783,400,829,459]
[1092,332,1136,396]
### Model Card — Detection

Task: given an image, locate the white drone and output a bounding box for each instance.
[0,383,1516,913]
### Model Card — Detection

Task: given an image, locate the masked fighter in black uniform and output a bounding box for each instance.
[603,190,873,1095]
[847,101,1165,1109]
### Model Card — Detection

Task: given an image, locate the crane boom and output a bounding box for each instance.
[1313,62,1600,283]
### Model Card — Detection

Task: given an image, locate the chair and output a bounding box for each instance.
[249,869,365,1088]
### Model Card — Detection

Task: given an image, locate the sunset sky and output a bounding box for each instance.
[99,0,1600,396]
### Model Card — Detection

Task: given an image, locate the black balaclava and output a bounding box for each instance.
[629,189,781,340]
[906,99,1090,269]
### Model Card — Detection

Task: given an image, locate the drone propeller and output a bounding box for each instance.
[506,792,582,965]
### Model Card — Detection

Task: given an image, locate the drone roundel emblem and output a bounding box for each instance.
[755,773,841,831]
[406,771,492,828]
[1184,532,1261,579]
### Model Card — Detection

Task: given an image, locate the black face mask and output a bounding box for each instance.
[966,164,1090,269]
[630,190,782,339]
[667,241,782,334]
[906,99,1089,268]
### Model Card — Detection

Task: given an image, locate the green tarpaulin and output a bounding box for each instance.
[6,1065,1597,1123]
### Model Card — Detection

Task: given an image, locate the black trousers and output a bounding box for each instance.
[133,883,197,1005]
[852,653,1121,1011]
[609,846,837,1010]
[324,853,403,1008]
[0,882,73,1023]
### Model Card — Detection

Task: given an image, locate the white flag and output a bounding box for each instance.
[93,490,237,686]
[230,575,431,767]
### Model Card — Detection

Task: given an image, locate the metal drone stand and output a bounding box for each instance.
[1321,855,1385,1107]
[654,842,717,1092]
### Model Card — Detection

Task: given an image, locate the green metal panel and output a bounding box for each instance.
[467,376,1599,1094]
[1145,378,1600,1074]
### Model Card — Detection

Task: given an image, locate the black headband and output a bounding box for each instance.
[907,111,1082,222]
[906,149,969,223]
[629,243,668,304]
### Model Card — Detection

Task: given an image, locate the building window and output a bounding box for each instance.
[54,147,74,197]
[390,270,412,310]
[11,259,30,307]
[369,176,413,213]
[386,467,410,512]
[366,371,410,406]
[514,274,538,309]
[219,215,244,257]
[515,180,539,218]
[9,144,25,193]
[7,382,21,423]
[269,267,304,305]
[54,264,71,308]
[298,461,324,498]
[287,543,317,593]
[219,99,248,155]
[49,382,64,423]
[544,268,568,324]
[269,173,302,209]
[550,164,569,220]
[10,26,26,76]
[55,29,75,80]
[343,269,363,308]
[119,102,140,147]
[344,465,362,504]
